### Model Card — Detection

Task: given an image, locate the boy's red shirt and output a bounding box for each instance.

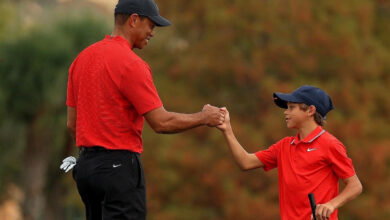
[255,126,355,220]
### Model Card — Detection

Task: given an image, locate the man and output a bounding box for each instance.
[65,0,225,219]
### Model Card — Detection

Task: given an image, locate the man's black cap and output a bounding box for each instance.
[115,0,171,27]
[273,85,334,117]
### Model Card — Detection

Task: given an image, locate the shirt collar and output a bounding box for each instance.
[104,35,133,49]
[290,126,325,145]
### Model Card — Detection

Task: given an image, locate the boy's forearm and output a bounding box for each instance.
[222,127,254,170]
[328,175,363,209]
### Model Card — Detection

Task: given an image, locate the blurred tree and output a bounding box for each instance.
[141,0,390,219]
[0,0,389,219]
[0,8,110,219]
[0,0,14,41]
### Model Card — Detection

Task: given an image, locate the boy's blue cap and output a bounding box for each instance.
[273,85,334,117]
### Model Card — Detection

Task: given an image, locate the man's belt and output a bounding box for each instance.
[79,146,110,153]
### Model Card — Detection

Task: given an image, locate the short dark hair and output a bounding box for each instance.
[114,13,147,26]
[115,13,130,25]
[298,103,325,126]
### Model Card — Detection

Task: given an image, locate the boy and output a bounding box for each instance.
[218,85,362,220]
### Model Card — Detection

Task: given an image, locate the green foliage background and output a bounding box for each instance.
[0,0,389,219]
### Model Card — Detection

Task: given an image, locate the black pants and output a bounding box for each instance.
[72,147,146,220]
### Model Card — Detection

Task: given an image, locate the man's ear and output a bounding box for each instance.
[127,13,139,27]
[308,105,317,117]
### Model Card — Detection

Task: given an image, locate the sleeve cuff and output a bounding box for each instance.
[140,102,163,116]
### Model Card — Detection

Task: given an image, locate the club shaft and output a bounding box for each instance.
[308,193,317,220]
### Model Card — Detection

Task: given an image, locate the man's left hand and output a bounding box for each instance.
[60,156,77,173]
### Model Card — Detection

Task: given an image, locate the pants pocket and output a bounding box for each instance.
[134,154,145,188]
[72,163,77,181]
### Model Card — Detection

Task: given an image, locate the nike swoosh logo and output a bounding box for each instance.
[113,164,122,168]
[307,148,318,152]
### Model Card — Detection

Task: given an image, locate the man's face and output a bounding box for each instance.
[133,16,155,49]
[284,103,309,129]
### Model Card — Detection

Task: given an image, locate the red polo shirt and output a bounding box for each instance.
[255,126,355,220]
[66,35,162,153]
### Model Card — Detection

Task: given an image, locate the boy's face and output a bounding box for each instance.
[284,102,310,129]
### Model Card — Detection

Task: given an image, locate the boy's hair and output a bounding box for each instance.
[298,103,325,126]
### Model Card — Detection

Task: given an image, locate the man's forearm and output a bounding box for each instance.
[67,107,77,141]
[145,105,224,134]
[154,111,206,134]
[68,127,76,141]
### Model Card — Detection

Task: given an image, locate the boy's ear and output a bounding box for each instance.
[308,105,317,116]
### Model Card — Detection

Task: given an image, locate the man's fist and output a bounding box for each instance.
[202,104,225,127]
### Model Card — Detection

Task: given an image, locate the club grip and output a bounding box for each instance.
[308,193,317,220]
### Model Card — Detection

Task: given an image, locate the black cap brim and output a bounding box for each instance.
[148,15,171,27]
[273,93,304,109]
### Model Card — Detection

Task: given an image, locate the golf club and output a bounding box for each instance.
[308,193,317,220]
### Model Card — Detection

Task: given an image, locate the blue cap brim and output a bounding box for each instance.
[148,15,171,27]
[273,92,304,109]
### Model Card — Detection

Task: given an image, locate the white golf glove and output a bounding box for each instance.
[60,156,77,173]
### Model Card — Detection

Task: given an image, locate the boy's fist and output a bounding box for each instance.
[217,107,231,131]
